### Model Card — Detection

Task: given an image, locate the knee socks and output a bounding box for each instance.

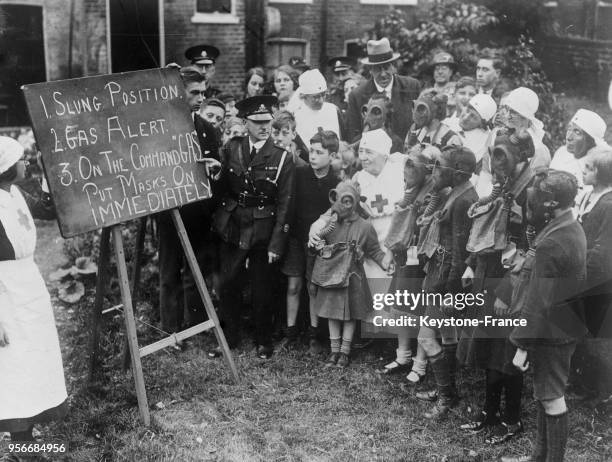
[484,369,504,421]
[533,402,547,462]
[330,337,341,354]
[545,411,568,462]
[503,373,523,425]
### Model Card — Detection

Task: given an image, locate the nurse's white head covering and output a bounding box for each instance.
[0,136,24,175]
[359,129,392,155]
[570,109,608,146]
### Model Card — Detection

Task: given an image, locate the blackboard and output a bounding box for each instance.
[22,68,211,238]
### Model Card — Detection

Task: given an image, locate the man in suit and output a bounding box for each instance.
[158,67,221,339]
[211,95,295,359]
[346,37,420,144]
[476,49,507,102]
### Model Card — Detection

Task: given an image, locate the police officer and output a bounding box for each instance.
[326,56,356,111]
[185,44,221,98]
[211,95,295,359]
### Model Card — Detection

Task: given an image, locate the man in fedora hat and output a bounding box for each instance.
[346,37,420,144]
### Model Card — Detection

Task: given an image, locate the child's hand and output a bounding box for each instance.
[308,233,323,249]
[0,322,9,347]
[512,348,529,372]
[493,297,509,316]
[386,262,395,275]
[382,252,394,273]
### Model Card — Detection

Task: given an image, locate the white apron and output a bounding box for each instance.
[293,102,341,145]
[353,153,407,296]
[0,186,67,422]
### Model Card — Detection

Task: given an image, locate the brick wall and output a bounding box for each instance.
[537,36,612,98]
[164,0,246,96]
[269,0,416,74]
[84,0,108,76]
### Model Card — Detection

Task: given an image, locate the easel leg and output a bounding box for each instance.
[88,227,111,383]
[170,209,239,382]
[122,217,147,371]
[111,226,151,425]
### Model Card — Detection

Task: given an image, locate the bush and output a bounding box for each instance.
[366,1,568,151]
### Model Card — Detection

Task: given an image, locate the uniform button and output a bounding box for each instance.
[271,212,275,216]
[248,167,252,171]
[229,168,233,172]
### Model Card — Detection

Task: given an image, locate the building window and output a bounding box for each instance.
[192,0,239,24]
[268,0,313,3]
[359,0,417,5]
[266,38,310,71]
[596,1,612,40]
[344,39,366,62]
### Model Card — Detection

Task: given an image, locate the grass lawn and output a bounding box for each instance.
[2,220,608,462]
[4,95,612,460]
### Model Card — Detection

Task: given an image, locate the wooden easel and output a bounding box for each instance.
[87,209,238,426]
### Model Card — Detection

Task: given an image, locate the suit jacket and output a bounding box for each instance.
[346,75,421,143]
[510,210,587,347]
[214,136,295,255]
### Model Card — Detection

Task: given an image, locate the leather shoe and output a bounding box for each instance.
[499,456,534,462]
[416,389,438,402]
[207,346,223,358]
[376,360,412,375]
[257,345,273,359]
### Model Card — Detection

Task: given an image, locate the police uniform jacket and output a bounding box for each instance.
[214,136,295,255]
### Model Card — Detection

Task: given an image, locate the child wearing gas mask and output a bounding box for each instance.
[458,131,537,444]
[415,146,478,419]
[500,170,587,462]
[359,93,404,153]
[308,181,391,368]
[404,89,462,151]
[376,148,434,377]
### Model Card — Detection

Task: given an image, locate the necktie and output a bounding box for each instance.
[250,146,257,162]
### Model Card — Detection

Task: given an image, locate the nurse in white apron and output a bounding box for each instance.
[353,129,407,301]
[0,136,68,441]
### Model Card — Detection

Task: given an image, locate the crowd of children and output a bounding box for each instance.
[180,37,612,462]
[1,35,610,462]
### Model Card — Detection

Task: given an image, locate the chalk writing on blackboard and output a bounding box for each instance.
[23,68,211,238]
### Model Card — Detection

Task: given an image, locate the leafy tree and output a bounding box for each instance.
[367,0,567,150]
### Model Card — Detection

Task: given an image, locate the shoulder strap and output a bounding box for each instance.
[236,139,248,173]
[273,150,288,184]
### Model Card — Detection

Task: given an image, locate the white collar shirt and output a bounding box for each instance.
[374,76,394,99]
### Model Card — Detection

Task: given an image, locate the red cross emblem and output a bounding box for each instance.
[371,194,389,213]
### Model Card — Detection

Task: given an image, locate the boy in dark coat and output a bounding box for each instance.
[415,146,478,419]
[502,170,587,462]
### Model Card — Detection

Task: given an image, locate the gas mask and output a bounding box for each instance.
[490,132,534,183]
[362,97,391,132]
[329,181,361,220]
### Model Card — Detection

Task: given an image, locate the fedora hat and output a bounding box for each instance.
[361,38,400,66]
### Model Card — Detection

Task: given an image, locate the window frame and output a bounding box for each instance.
[191,0,240,24]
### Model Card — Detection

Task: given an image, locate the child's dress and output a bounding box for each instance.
[310,211,385,321]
